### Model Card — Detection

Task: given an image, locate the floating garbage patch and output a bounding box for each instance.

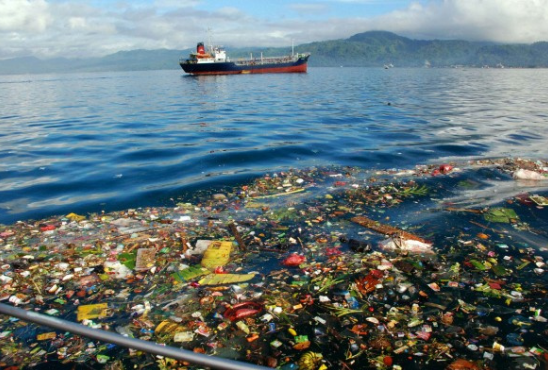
[1,157,548,370]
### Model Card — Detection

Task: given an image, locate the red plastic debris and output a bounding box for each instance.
[214,266,228,274]
[433,163,453,176]
[439,164,453,173]
[369,269,384,279]
[224,302,264,322]
[40,225,56,232]
[326,247,342,256]
[282,254,306,267]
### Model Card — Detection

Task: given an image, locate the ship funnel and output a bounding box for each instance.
[197,42,206,54]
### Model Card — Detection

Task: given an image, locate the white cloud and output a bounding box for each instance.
[0,0,52,32]
[153,0,200,7]
[0,0,547,60]
[372,0,548,43]
[289,3,330,15]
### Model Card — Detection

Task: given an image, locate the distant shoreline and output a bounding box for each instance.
[2,31,548,75]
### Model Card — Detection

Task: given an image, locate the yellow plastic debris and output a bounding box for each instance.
[37,332,57,341]
[76,303,109,321]
[155,320,185,338]
[201,241,232,270]
[198,273,256,286]
[66,212,86,222]
[530,194,548,206]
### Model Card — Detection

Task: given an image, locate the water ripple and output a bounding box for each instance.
[1,68,547,224]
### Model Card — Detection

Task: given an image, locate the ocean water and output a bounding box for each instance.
[2,67,548,370]
[1,67,548,225]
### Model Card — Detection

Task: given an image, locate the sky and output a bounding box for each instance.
[1,0,548,60]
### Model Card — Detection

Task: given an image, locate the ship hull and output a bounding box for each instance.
[180,56,309,75]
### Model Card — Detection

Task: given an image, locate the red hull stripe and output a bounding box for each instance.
[183,63,307,76]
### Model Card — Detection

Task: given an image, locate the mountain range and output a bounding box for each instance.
[1,31,548,75]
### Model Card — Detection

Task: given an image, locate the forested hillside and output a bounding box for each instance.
[1,31,547,74]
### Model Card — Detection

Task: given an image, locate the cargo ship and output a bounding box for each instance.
[180,42,310,75]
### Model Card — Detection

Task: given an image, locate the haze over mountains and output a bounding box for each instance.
[1,31,547,75]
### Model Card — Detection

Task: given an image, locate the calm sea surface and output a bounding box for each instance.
[1,67,548,225]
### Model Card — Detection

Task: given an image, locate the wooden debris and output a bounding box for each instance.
[350,216,428,243]
[228,222,247,251]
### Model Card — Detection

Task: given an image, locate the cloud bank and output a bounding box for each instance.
[1,0,547,60]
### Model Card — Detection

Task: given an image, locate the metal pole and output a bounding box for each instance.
[0,303,271,370]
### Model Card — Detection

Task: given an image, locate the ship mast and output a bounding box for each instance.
[207,28,213,53]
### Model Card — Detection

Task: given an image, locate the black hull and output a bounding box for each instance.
[180,55,309,75]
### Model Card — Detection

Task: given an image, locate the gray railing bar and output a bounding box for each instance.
[0,303,271,370]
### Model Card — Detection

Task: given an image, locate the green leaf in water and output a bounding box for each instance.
[484,207,519,223]
[118,252,136,270]
[402,185,429,196]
